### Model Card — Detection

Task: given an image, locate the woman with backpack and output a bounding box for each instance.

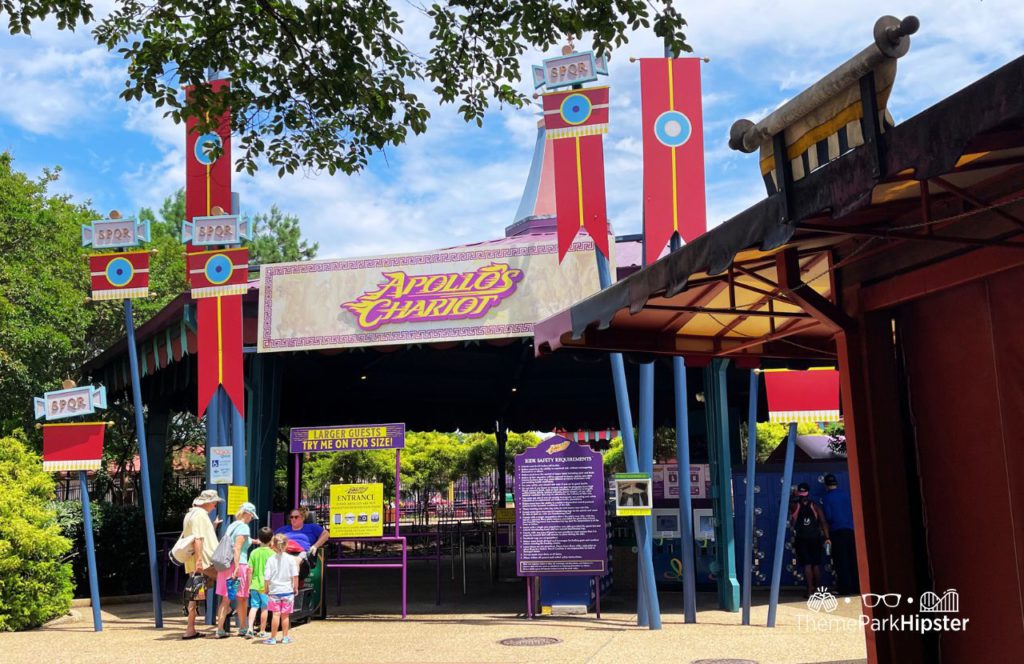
[789,482,830,599]
[213,502,260,638]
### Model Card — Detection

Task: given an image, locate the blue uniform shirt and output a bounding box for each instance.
[274,522,324,551]
[821,485,855,531]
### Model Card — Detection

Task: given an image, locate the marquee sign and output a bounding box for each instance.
[341,263,524,331]
[34,384,107,421]
[258,236,607,352]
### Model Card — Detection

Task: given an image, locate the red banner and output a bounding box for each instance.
[542,86,611,262]
[43,422,106,472]
[89,250,150,300]
[185,79,232,224]
[763,369,841,424]
[186,247,249,299]
[640,58,707,265]
[196,294,244,417]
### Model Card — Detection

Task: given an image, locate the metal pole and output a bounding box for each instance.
[293,452,301,508]
[767,423,797,627]
[123,298,163,627]
[526,576,533,619]
[395,449,401,537]
[79,471,102,632]
[205,389,221,624]
[638,360,655,626]
[595,576,602,619]
[461,535,466,595]
[742,369,759,625]
[230,398,245,487]
[673,353,697,622]
[596,250,662,629]
[401,537,408,619]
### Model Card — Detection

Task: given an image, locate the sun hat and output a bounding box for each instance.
[193,489,224,506]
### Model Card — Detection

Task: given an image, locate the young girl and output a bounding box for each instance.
[262,533,299,645]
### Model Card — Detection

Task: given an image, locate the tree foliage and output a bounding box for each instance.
[249,205,318,265]
[1,1,691,176]
[0,433,74,631]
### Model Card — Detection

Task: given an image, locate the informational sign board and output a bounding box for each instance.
[514,437,607,576]
[227,485,248,515]
[329,483,384,538]
[652,463,710,500]
[210,446,233,484]
[614,473,653,516]
[494,507,516,524]
[290,423,405,453]
[259,237,607,352]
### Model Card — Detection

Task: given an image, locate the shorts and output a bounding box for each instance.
[268,593,294,615]
[215,562,251,598]
[249,591,269,610]
[794,537,823,566]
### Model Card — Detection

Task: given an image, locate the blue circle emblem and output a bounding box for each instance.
[105,257,134,287]
[654,110,692,147]
[194,133,223,166]
[559,93,593,126]
[204,253,233,285]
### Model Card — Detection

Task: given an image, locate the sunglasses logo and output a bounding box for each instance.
[862,593,902,608]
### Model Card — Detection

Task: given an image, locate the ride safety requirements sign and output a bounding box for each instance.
[290,423,405,453]
[514,436,608,576]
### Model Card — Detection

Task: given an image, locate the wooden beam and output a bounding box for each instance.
[776,248,853,330]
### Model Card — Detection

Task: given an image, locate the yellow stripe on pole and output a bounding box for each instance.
[668,59,679,234]
[575,136,585,228]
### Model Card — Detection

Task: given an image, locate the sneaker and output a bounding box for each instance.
[237,629,250,638]
[214,630,230,639]
[281,637,293,644]
[262,638,278,645]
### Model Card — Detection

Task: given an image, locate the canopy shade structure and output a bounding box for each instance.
[535,55,1024,362]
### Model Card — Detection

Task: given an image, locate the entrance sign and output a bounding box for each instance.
[258,237,606,352]
[290,423,405,453]
[210,446,233,484]
[329,483,384,538]
[614,473,652,516]
[514,436,607,576]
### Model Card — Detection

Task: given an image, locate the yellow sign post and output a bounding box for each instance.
[329,483,384,538]
[227,485,249,515]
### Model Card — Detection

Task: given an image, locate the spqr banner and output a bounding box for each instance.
[640,58,707,265]
[89,250,150,301]
[542,86,611,262]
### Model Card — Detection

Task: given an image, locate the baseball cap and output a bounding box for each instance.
[796,482,810,496]
[238,502,259,519]
[824,473,838,487]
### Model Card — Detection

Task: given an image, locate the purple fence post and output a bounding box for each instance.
[293,453,301,508]
[395,449,401,537]
[401,536,408,619]
[435,530,442,605]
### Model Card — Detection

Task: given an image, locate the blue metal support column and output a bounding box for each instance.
[78,470,102,631]
[230,396,246,488]
[673,355,697,622]
[767,423,797,627]
[741,369,759,625]
[124,298,163,627]
[597,250,661,629]
[704,359,740,611]
[638,360,655,626]
[204,388,224,624]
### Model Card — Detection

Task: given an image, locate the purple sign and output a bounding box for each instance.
[514,436,608,576]
[290,423,405,453]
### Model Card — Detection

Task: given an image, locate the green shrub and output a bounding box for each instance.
[51,501,149,597]
[0,434,74,631]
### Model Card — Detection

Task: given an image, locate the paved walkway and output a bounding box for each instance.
[3,555,867,663]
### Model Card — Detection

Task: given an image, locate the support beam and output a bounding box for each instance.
[704,359,740,612]
[776,248,853,330]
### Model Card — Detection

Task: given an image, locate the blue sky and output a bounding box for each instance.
[2,1,1023,259]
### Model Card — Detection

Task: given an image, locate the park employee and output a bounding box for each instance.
[275,507,329,555]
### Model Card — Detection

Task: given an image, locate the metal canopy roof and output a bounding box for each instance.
[535,55,1024,360]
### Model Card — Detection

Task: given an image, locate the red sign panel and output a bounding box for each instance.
[186,247,249,298]
[89,250,150,300]
[43,422,106,472]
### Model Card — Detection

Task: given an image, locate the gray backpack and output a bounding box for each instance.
[211,529,237,571]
